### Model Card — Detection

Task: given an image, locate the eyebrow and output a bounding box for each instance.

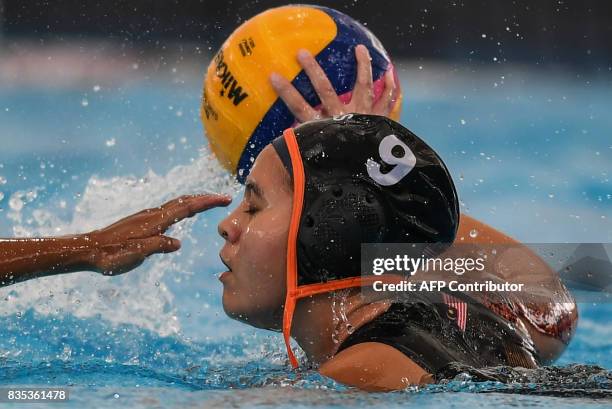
[245,180,264,200]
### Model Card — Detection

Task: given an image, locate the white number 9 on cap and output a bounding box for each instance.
[366,134,416,186]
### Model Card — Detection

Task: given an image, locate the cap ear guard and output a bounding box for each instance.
[297,178,388,285]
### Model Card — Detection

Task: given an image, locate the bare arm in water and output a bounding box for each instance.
[0,194,231,287]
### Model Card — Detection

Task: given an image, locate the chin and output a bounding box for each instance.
[221,293,283,331]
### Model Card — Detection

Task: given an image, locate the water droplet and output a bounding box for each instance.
[9,195,24,211]
[113,393,120,399]
[93,85,101,92]
[155,281,160,287]
[81,98,89,107]
[469,229,478,238]
[105,138,116,147]
[460,119,466,125]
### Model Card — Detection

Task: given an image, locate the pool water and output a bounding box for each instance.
[0,51,611,407]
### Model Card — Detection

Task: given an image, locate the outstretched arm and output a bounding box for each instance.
[0,193,231,287]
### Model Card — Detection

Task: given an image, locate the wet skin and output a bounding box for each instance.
[218,146,292,330]
[0,194,231,286]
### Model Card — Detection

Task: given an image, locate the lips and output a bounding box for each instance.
[219,254,233,282]
[218,271,232,283]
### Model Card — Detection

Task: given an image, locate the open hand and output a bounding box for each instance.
[269,44,396,122]
[87,194,231,275]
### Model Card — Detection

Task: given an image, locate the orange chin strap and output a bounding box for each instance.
[281,128,403,368]
[282,127,305,369]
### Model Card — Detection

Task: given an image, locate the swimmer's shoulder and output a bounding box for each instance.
[319,342,433,392]
[458,214,517,244]
[459,214,578,360]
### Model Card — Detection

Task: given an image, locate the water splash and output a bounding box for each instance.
[0,150,236,337]
[432,362,612,398]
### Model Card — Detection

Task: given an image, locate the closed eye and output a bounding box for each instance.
[245,205,259,215]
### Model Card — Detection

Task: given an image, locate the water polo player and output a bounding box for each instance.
[217,114,577,391]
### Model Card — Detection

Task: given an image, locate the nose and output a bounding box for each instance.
[218,213,241,243]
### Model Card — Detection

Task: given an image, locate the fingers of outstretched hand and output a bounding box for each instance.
[96,194,230,242]
[96,235,180,275]
[157,194,231,232]
[351,45,374,112]
[270,72,320,122]
[133,235,181,255]
[373,70,396,116]
[296,49,343,115]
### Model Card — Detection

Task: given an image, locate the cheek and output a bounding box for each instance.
[224,212,289,319]
[236,213,289,287]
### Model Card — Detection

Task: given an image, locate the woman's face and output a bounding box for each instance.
[217,145,293,330]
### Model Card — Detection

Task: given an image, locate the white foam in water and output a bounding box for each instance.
[1,150,236,337]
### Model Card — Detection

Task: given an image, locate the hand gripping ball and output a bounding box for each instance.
[201,5,403,183]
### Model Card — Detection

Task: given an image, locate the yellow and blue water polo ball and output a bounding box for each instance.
[201,5,403,183]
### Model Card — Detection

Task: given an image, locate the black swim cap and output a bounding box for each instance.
[273,113,460,368]
[272,114,460,285]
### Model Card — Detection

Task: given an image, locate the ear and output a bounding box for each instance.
[319,342,433,392]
